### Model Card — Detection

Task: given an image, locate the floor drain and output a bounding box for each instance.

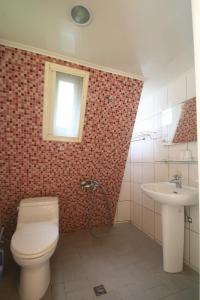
[93,285,107,296]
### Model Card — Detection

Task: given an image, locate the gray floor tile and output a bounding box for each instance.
[161,286,199,300]
[93,290,123,300]
[64,278,91,293]
[66,287,95,300]
[1,224,199,300]
[52,283,66,300]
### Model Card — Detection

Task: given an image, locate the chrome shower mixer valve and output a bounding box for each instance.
[80,180,100,191]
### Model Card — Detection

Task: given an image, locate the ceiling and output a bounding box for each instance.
[0,0,193,78]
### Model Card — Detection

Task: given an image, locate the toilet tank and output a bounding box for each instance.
[17,197,59,227]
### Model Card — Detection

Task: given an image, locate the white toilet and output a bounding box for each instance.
[10,197,59,300]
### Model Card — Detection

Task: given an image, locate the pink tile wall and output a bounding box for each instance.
[0,45,143,237]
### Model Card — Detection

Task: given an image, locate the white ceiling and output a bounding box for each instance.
[0,0,193,78]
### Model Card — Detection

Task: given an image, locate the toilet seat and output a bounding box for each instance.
[11,222,58,259]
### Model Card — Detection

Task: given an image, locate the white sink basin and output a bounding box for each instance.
[140,181,199,273]
[141,182,198,206]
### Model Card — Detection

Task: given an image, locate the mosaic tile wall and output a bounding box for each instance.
[0,45,143,237]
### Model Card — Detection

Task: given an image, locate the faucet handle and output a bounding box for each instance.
[173,174,182,179]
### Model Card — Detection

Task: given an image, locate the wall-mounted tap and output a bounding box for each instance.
[80,180,100,191]
[169,174,182,188]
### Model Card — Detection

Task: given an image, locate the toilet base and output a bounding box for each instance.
[19,260,50,300]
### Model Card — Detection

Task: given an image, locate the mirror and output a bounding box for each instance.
[162,97,197,145]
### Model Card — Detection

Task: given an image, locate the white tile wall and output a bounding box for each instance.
[131,140,143,162]
[186,68,196,99]
[123,162,131,182]
[119,182,131,201]
[142,140,154,162]
[155,164,168,182]
[190,231,199,272]
[133,202,142,230]
[154,87,168,112]
[142,207,155,238]
[117,67,199,272]
[168,143,187,161]
[142,164,155,183]
[190,205,199,233]
[133,183,142,204]
[154,140,168,161]
[132,163,142,183]
[184,228,190,263]
[168,75,186,106]
[188,141,198,161]
[188,165,198,187]
[118,201,130,222]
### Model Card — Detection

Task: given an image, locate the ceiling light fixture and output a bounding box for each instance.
[70,5,92,26]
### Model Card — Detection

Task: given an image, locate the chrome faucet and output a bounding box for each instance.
[170,174,182,188]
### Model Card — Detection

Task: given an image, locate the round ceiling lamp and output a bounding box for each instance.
[70,5,92,26]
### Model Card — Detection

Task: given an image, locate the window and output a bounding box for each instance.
[43,62,89,142]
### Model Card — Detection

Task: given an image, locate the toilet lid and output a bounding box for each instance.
[11,222,58,256]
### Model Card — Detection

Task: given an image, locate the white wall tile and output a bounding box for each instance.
[190,205,199,233]
[187,142,198,161]
[119,182,131,201]
[130,181,134,202]
[188,164,198,187]
[142,140,154,162]
[127,147,131,163]
[117,201,130,222]
[142,164,155,183]
[189,231,199,271]
[154,140,169,161]
[161,124,168,144]
[142,117,155,132]
[142,207,155,239]
[137,95,155,120]
[119,65,197,273]
[155,213,162,242]
[168,143,187,161]
[186,68,196,99]
[132,163,142,183]
[133,120,142,134]
[142,192,154,211]
[155,163,168,182]
[131,141,143,162]
[152,113,162,133]
[168,75,186,106]
[184,228,190,263]
[133,202,142,230]
[123,162,131,182]
[133,183,142,204]
[154,87,168,113]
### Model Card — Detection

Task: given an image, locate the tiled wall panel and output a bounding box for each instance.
[0,45,143,237]
[119,67,199,272]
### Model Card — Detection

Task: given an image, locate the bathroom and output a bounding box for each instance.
[0,0,199,299]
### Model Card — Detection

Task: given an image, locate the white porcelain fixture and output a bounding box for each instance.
[141,182,198,273]
[11,197,59,300]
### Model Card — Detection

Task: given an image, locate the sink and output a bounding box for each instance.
[141,182,198,273]
[141,182,198,206]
